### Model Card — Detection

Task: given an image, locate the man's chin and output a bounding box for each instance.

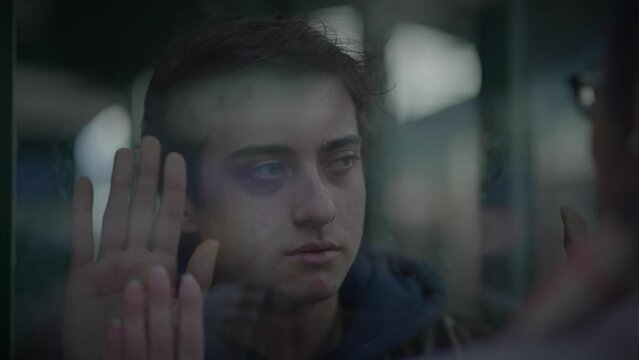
[268,283,340,310]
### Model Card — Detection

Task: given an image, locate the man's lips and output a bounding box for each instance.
[285,242,341,265]
[285,241,340,256]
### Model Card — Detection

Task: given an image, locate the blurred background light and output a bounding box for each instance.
[75,104,132,182]
[385,22,482,123]
[74,104,132,247]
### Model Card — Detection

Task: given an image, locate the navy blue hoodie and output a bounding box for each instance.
[326,247,446,359]
[205,247,446,360]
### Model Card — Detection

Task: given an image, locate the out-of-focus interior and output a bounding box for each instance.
[13,0,605,352]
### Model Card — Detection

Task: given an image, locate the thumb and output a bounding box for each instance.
[186,239,220,295]
[560,206,588,252]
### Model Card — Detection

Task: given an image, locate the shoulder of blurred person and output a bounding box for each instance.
[404,289,639,360]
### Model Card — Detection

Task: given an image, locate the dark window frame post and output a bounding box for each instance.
[1,0,16,357]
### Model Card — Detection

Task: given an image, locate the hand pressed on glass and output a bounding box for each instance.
[102,267,205,360]
[64,136,218,360]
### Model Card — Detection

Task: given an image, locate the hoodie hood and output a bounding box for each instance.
[327,247,445,360]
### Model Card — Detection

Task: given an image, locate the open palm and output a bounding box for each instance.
[64,137,217,360]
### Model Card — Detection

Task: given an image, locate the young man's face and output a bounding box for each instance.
[170,72,366,305]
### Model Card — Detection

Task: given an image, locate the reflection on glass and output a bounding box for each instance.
[13,1,617,359]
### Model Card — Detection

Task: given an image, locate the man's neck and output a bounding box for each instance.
[221,293,343,360]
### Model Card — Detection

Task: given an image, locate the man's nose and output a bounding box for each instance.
[291,169,337,227]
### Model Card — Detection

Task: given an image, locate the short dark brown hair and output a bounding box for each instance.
[142,16,376,199]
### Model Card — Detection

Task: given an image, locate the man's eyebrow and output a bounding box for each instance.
[228,134,362,159]
[228,144,294,159]
[321,134,362,151]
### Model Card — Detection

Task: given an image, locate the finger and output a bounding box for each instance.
[100,149,135,256]
[103,318,123,360]
[561,206,589,251]
[178,274,204,360]
[70,177,94,270]
[148,266,174,360]
[127,136,162,250]
[153,153,187,256]
[186,240,219,295]
[122,280,147,360]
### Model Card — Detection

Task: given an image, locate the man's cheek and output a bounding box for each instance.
[344,189,366,225]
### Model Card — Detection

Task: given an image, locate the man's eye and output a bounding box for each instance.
[246,161,286,180]
[328,155,359,171]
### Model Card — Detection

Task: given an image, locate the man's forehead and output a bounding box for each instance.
[167,71,344,111]
[163,71,353,144]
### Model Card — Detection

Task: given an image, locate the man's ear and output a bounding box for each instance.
[182,198,200,233]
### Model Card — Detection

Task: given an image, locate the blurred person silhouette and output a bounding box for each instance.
[401,0,639,359]
[509,0,639,341]
[60,17,488,360]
